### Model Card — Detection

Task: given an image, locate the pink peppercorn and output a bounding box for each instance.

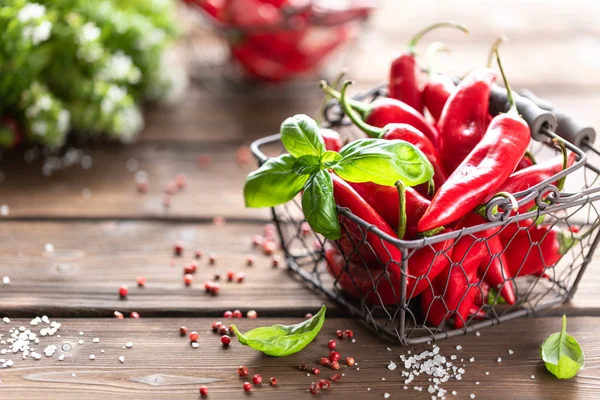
[218,326,228,336]
[336,329,344,339]
[301,221,311,236]
[328,340,336,349]
[344,330,354,339]
[189,331,199,342]
[165,182,177,195]
[226,271,235,281]
[174,242,184,256]
[180,326,188,336]
[184,274,193,286]
[245,254,255,266]
[246,310,257,319]
[346,357,355,367]
[221,335,231,346]
[271,255,281,268]
[118,285,128,299]
[330,361,340,370]
[305,313,313,319]
[232,310,242,318]
[329,351,340,362]
[269,377,277,386]
[237,366,249,376]
[318,379,331,390]
[311,367,320,375]
[236,272,245,283]
[184,263,197,274]
[136,276,146,287]
[195,249,203,259]
[243,382,252,392]
[213,216,225,226]
[252,374,262,385]
[199,385,208,397]
[309,382,320,394]
[262,240,276,255]
[209,253,217,265]
[252,235,263,247]
[114,311,124,319]
[223,311,233,318]
[211,321,222,332]
[130,311,140,319]
[330,373,342,382]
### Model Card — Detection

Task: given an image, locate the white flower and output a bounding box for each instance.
[32,20,52,45]
[79,22,101,44]
[31,121,47,136]
[116,106,143,142]
[101,52,141,84]
[17,3,46,23]
[37,95,52,111]
[57,110,70,134]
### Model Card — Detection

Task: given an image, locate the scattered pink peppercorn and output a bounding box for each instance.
[311,367,320,375]
[199,385,208,397]
[174,242,184,256]
[180,326,188,336]
[184,263,197,274]
[136,276,146,287]
[252,374,262,385]
[223,311,233,318]
[320,357,331,366]
[245,254,255,266]
[329,351,340,362]
[195,249,204,259]
[252,235,263,247]
[236,272,245,283]
[243,382,252,392]
[305,313,313,319]
[328,340,336,349]
[204,281,220,295]
[346,356,355,367]
[344,330,354,339]
[198,154,212,168]
[232,310,242,318]
[189,331,199,342]
[209,253,217,265]
[264,223,276,236]
[218,325,229,336]
[130,311,140,319]
[175,173,187,189]
[228,325,235,335]
[262,240,276,255]
[246,310,257,319]
[330,373,342,382]
[336,330,344,339]
[226,271,235,281]
[237,366,249,376]
[184,274,193,286]
[269,377,277,386]
[330,361,340,370]
[114,311,124,319]
[213,216,225,226]
[165,182,177,195]
[271,255,281,268]
[118,285,128,299]
[211,321,222,331]
[221,335,231,346]
[318,379,331,390]
[309,382,320,394]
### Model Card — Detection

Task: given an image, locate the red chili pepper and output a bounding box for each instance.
[320,128,343,152]
[421,214,496,328]
[388,22,468,114]
[478,235,516,305]
[331,173,401,266]
[422,42,455,125]
[484,151,576,214]
[336,81,447,189]
[437,68,496,174]
[347,181,429,240]
[418,49,530,232]
[500,219,576,277]
[320,82,440,148]
[515,151,536,172]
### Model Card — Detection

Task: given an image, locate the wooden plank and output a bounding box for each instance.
[0,316,598,399]
[0,221,331,316]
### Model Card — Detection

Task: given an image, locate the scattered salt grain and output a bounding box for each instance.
[89,354,95,360]
[386,347,392,351]
[384,393,390,399]
[531,375,535,380]
[452,391,457,396]
[192,342,200,348]
[469,357,475,362]
[476,381,480,385]
[78,340,84,345]
[3,317,10,324]
[382,377,386,381]
[388,361,397,371]
[58,354,65,361]
[485,372,489,375]
[45,243,54,253]
[125,342,133,348]
[92,338,99,343]
[119,356,125,363]
[403,386,407,390]
[508,349,514,355]
[475,331,481,337]
[2,277,9,285]
[497,357,502,363]
[455,345,462,351]
[79,332,84,336]
[0,205,9,216]
[470,394,476,399]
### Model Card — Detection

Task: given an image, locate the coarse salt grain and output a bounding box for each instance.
[475,331,481,337]
[92,338,99,343]
[508,349,514,355]
[2,276,9,285]
[388,361,397,371]
[384,393,390,399]
[45,243,54,253]
[89,354,95,360]
[456,345,462,350]
[125,342,133,348]
[497,357,502,363]
[469,357,475,362]
[58,354,65,361]
[531,375,535,379]
[485,372,489,375]
[470,394,476,399]
[119,356,125,363]
[0,205,9,216]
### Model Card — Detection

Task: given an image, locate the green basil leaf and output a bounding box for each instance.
[231,305,326,357]
[321,150,343,168]
[302,170,340,240]
[541,315,584,379]
[293,154,321,175]
[281,114,325,159]
[335,138,434,187]
[244,154,308,208]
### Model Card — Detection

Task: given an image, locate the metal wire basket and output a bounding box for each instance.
[250,83,600,344]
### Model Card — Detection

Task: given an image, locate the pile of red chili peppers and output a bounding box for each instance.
[317,24,580,329]
[184,0,376,81]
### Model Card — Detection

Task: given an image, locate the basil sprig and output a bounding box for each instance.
[243,114,434,239]
[230,305,326,357]
[540,315,584,379]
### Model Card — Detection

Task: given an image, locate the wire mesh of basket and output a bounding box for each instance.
[250,83,600,345]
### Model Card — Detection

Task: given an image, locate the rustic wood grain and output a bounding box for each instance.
[0,221,331,316]
[0,316,598,399]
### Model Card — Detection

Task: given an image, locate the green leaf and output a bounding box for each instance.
[280,114,325,159]
[244,154,308,208]
[302,171,341,240]
[334,138,434,187]
[541,315,585,379]
[230,305,326,357]
[293,154,321,176]
[321,150,343,168]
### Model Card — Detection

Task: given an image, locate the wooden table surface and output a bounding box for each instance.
[1,1,600,398]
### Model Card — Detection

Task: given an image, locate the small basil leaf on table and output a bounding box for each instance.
[302,170,340,239]
[281,114,325,159]
[244,154,308,208]
[540,315,584,379]
[334,138,434,187]
[293,154,322,176]
[231,305,326,357]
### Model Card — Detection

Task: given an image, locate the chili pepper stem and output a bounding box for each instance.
[319,80,369,119]
[426,42,450,78]
[317,70,347,124]
[553,138,568,191]
[407,21,469,54]
[395,180,407,239]
[524,150,537,165]
[486,35,508,68]
[427,178,435,196]
[494,48,518,115]
[338,80,384,139]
